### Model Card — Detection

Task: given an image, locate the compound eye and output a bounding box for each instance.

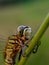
[17,25,26,36]
[23,27,32,39]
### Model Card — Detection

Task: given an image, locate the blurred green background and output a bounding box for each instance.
[0,0,49,65]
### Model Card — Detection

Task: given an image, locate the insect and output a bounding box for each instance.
[0,25,41,65]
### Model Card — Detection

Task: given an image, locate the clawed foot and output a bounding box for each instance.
[32,41,41,53]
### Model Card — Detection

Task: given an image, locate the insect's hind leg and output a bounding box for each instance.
[18,49,22,61]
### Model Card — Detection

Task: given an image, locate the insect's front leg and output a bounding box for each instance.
[32,40,41,53]
[18,44,27,61]
[25,40,41,54]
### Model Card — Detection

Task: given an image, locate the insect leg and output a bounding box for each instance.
[32,40,41,53]
[18,49,22,61]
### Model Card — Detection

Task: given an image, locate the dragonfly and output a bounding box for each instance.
[0,31,41,57]
[0,27,41,65]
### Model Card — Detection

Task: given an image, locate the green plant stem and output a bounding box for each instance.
[18,14,49,65]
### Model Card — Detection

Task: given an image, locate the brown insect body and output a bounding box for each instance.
[3,34,28,65]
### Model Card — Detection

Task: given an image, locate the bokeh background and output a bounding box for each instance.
[0,0,49,65]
